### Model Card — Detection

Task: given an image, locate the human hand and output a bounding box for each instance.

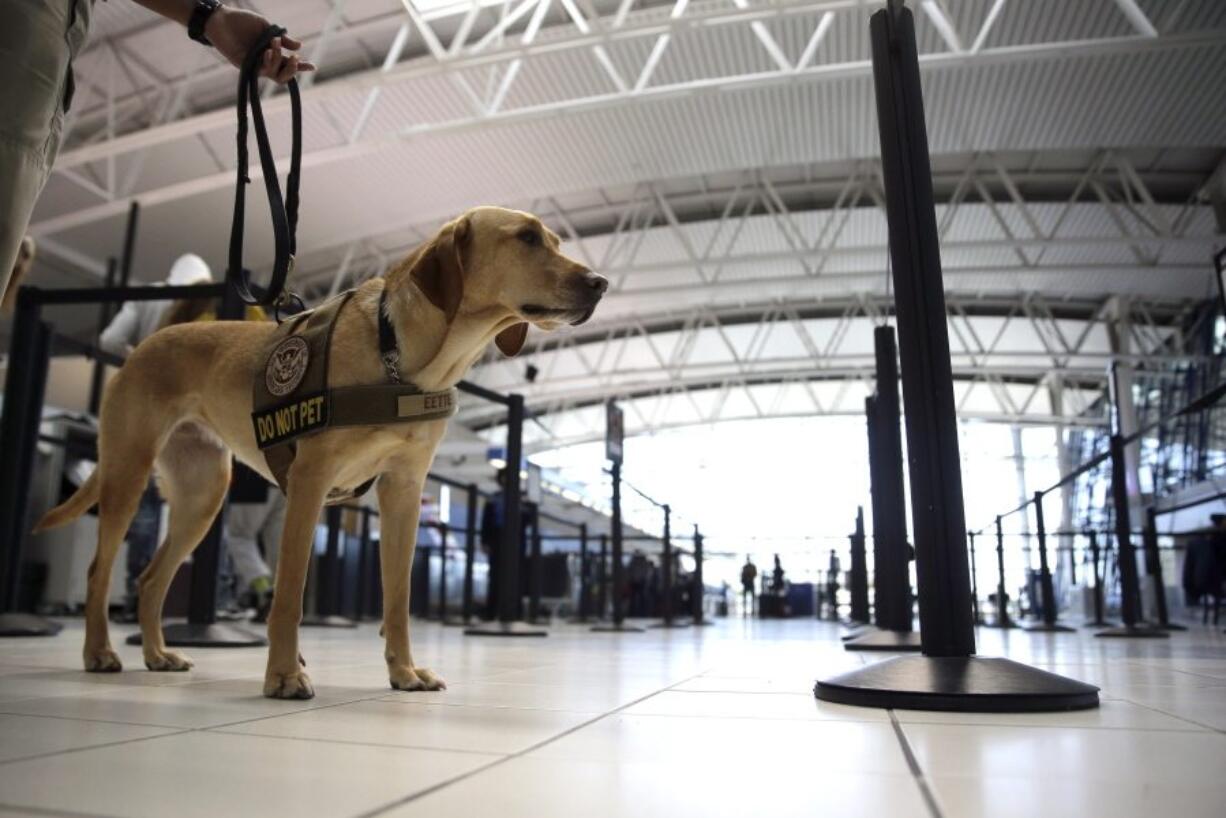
[205,6,316,83]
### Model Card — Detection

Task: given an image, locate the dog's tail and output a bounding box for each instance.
[34,471,100,533]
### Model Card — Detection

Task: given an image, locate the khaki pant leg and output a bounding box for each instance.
[0,0,91,293]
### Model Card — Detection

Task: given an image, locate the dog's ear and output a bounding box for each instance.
[409,216,469,323]
[495,323,528,357]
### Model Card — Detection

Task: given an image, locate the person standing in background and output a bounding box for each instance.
[0,0,314,300]
[740,556,758,616]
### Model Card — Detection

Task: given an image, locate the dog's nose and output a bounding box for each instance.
[582,271,609,295]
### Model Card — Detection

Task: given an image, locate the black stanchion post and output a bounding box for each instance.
[301,505,357,628]
[1143,508,1185,631]
[650,504,688,628]
[1085,530,1114,628]
[816,0,1097,711]
[969,532,981,625]
[528,509,543,624]
[593,401,643,634]
[0,289,63,637]
[88,258,118,416]
[1025,493,1073,633]
[438,523,452,624]
[992,516,1015,628]
[461,486,478,624]
[846,324,919,651]
[572,523,590,622]
[1097,435,1167,638]
[848,507,870,624]
[466,394,545,637]
[692,526,711,625]
[356,508,372,620]
[598,534,609,620]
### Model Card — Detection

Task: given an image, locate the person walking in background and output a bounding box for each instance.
[0,0,314,301]
[741,556,758,616]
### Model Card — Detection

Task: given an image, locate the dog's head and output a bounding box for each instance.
[394,206,607,357]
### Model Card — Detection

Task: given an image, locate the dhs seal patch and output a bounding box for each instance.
[265,336,309,397]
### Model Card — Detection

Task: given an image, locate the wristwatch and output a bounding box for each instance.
[188,0,222,47]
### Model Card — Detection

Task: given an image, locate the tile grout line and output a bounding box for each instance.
[354,670,714,818]
[887,711,946,818]
[1119,697,1226,735]
[0,800,120,818]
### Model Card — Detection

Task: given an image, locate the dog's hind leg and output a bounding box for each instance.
[83,449,158,673]
[136,426,232,671]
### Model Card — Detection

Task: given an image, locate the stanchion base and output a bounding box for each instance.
[1095,624,1169,639]
[840,623,874,641]
[690,618,716,626]
[815,655,1100,712]
[126,622,266,648]
[1082,620,1117,629]
[985,618,1018,629]
[300,614,359,629]
[441,618,470,628]
[464,621,548,637]
[0,612,63,637]
[844,629,923,652]
[591,623,647,633]
[1023,622,1077,634]
[648,620,691,629]
[1156,622,1188,631]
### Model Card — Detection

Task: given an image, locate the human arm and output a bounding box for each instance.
[99,302,142,357]
[129,1,316,83]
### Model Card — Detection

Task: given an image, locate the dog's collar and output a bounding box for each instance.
[378,288,402,384]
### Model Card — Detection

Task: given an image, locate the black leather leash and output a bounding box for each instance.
[227,24,302,309]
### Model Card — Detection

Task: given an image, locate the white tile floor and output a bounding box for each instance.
[1,617,1224,818]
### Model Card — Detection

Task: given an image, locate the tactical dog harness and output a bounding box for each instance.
[251,290,458,502]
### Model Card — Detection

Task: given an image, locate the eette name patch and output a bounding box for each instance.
[253,391,329,448]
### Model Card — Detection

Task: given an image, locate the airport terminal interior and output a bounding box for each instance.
[0,0,1224,816]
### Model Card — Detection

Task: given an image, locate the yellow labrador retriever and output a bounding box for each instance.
[36,206,606,699]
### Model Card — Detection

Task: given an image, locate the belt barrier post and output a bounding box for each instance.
[593,459,645,633]
[1143,508,1184,631]
[466,393,545,636]
[992,516,1014,628]
[1085,530,1114,628]
[301,505,357,628]
[461,486,478,624]
[1025,493,1073,633]
[0,288,63,637]
[571,523,590,623]
[598,534,609,620]
[692,526,712,625]
[817,0,1098,711]
[968,532,981,625]
[528,509,543,624]
[651,503,687,628]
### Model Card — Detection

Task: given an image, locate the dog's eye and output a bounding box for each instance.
[517,229,541,247]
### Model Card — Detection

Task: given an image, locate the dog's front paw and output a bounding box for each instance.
[144,648,194,672]
[389,665,446,692]
[264,668,315,699]
[84,646,122,673]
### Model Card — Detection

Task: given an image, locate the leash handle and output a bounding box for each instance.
[227,24,302,307]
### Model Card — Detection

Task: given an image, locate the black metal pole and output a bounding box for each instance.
[968,532,981,625]
[574,523,590,622]
[88,258,118,416]
[692,526,711,625]
[528,508,542,623]
[993,516,1014,628]
[848,507,870,623]
[1143,508,1184,631]
[438,523,450,623]
[817,0,1097,711]
[1085,530,1114,628]
[0,289,63,636]
[593,460,644,633]
[1025,492,1073,633]
[1096,435,1166,638]
[462,486,477,624]
[650,503,687,628]
[466,394,545,636]
[356,508,372,619]
[598,534,609,619]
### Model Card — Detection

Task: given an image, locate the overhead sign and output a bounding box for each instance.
[606,400,624,464]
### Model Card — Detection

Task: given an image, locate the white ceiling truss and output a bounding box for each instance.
[31,0,1226,243]
[458,292,1202,452]
[19,0,1226,454]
